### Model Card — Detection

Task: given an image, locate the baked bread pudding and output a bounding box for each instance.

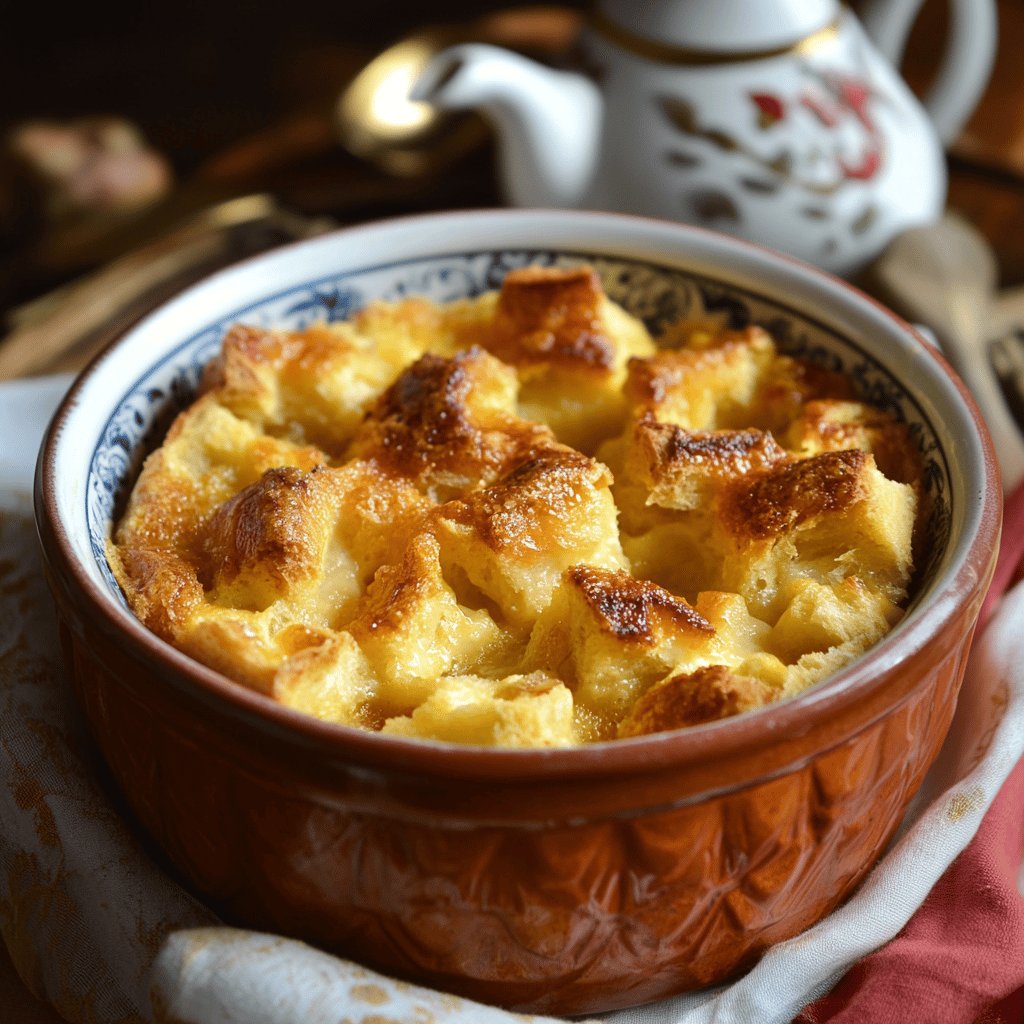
[109,266,923,746]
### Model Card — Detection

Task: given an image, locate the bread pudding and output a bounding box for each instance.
[109,266,923,747]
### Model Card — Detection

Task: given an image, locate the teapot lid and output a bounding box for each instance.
[596,0,840,55]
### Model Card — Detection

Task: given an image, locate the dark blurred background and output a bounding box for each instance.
[0,2,571,173]
[0,3,588,321]
[2,0,1023,342]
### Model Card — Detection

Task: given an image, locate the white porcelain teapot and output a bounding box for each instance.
[413,0,996,276]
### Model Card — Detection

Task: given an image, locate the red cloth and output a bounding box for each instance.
[796,481,1024,1024]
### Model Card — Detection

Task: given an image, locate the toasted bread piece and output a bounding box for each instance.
[619,665,774,737]
[348,346,556,500]
[610,415,788,531]
[111,397,328,638]
[488,266,656,451]
[435,450,627,627]
[346,532,507,714]
[352,291,498,364]
[382,671,575,747]
[716,449,915,620]
[200,465,355,613]
[272,631,378,725]
[783,398,925,491]
[624,327,776,430]
[525,565,716,731]
[204,323,401,454]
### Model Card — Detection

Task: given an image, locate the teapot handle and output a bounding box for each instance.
[858,0,997,144]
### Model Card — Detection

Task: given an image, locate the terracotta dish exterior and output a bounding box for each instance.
[36,211,1001,1015]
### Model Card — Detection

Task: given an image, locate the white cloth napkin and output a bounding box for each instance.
[2,375,1022,1024]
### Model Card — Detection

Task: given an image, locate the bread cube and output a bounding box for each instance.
[381,672,575,747]
[347,533,506,713]
[435,450,627,627]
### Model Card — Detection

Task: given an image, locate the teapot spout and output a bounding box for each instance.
[412,44,603,208]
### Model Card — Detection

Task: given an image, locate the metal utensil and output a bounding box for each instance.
[335,30,488,177]
[0,195,334,380]
[865,212,1024,492]
[988,288,1024,439]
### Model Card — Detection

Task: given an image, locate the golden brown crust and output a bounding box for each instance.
[111,264,923,747]
[348,533,440,638]
[646,423,782,474]
[437,449,610,555]
[751,354,857,432]
[207,323,370,395]
[720,450,870,541]
[115,472,205,563]
[623,327,860,436]
[200,323,281,398]
[635,417,788,507]
[201,321,408,454]
[785,399,923,487]
[348,347,555,497]
[345,532,505,712]
[625,328,773,415]
[109,545,205,642]
[618,665,773,737]
[199,465,339,602]
[491,265,615,373]
[564,565,713,643]
[326,459,433,586]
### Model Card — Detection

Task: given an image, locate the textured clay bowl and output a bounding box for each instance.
[36,210,1001,1015]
